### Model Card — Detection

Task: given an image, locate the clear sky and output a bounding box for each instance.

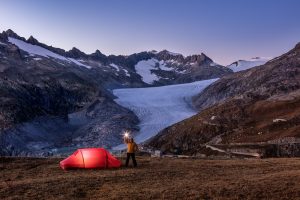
[0,0,300,65]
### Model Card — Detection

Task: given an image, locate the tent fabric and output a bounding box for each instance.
[60,148,121,170]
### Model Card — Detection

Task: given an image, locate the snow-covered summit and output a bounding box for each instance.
[164,50,181,56]
[227,57,270,72]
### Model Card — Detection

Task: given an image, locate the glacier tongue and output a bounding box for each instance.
[112,78,218,149]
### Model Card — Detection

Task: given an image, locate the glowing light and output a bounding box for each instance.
[123,131,130,138]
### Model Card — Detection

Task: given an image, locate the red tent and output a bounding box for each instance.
[60,148,121,170]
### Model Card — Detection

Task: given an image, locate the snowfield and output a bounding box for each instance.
[134,58,160,84]
[134,58,175,84]
[8,37,92,69]
[110,63,120,71]
[227,57,270,72]
[112,78,218,149]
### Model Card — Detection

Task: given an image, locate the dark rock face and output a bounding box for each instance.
[27,36,39,45]
[89,49,107,63]
[0,77,95,130]
[155,50,185,62]
[0,32,139,156]
[66,47,87,59]
[4,29,24,40]
[148,42,300,156]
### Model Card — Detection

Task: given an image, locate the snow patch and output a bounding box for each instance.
[0,41,7,46]
[135,58,160,84]
[210,62,219,66]
[123,69,131,77]
[8,37,69,61]
[211,116,216,120]
[166,50,181,56]
[68,58,92,69]
[175,68,187,74]
[227,57,270,72]
[110,63,120,71]
[8,37,92,69]
[189,62,196,66]
[113,78,218,149]
[158,60,173,71]
[135,58,179,83]
[273,118,287,123]
[168,59,180,66]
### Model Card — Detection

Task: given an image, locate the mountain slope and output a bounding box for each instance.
[193,45,300,110]
[148,42,300,155]
[0,30,139,156]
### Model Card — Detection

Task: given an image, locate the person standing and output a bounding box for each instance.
[124,137,138,167]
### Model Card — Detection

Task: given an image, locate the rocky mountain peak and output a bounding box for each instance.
[5,29,20,38]
[27,36,40,45]
[66,47,87,58]
[94,49,103,56]
[150,50,158,54]
[89,49,107,63]
[156,50,184,62]
[158,50,182,56]
[186,53,213,65]
[1,29,25,42]
[90,49,106,58]
[0,31,8,41]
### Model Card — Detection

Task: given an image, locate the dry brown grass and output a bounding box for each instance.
[1,157,300,200]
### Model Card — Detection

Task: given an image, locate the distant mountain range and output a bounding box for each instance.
[0,29,233,86]
[0,29,235,156]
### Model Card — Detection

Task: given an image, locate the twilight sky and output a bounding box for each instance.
[0,0,300,65]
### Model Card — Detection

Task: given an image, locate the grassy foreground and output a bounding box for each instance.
[1,157,300,199]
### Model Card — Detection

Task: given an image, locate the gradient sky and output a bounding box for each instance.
[0,0,300,65]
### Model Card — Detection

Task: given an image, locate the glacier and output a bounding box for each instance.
[112,78,218,149]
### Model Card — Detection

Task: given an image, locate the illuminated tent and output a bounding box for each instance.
[60,148,121,170]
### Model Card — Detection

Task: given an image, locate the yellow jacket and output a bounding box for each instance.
[126,142,137,153]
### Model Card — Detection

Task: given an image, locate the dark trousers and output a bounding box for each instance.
[125,153,137,167]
